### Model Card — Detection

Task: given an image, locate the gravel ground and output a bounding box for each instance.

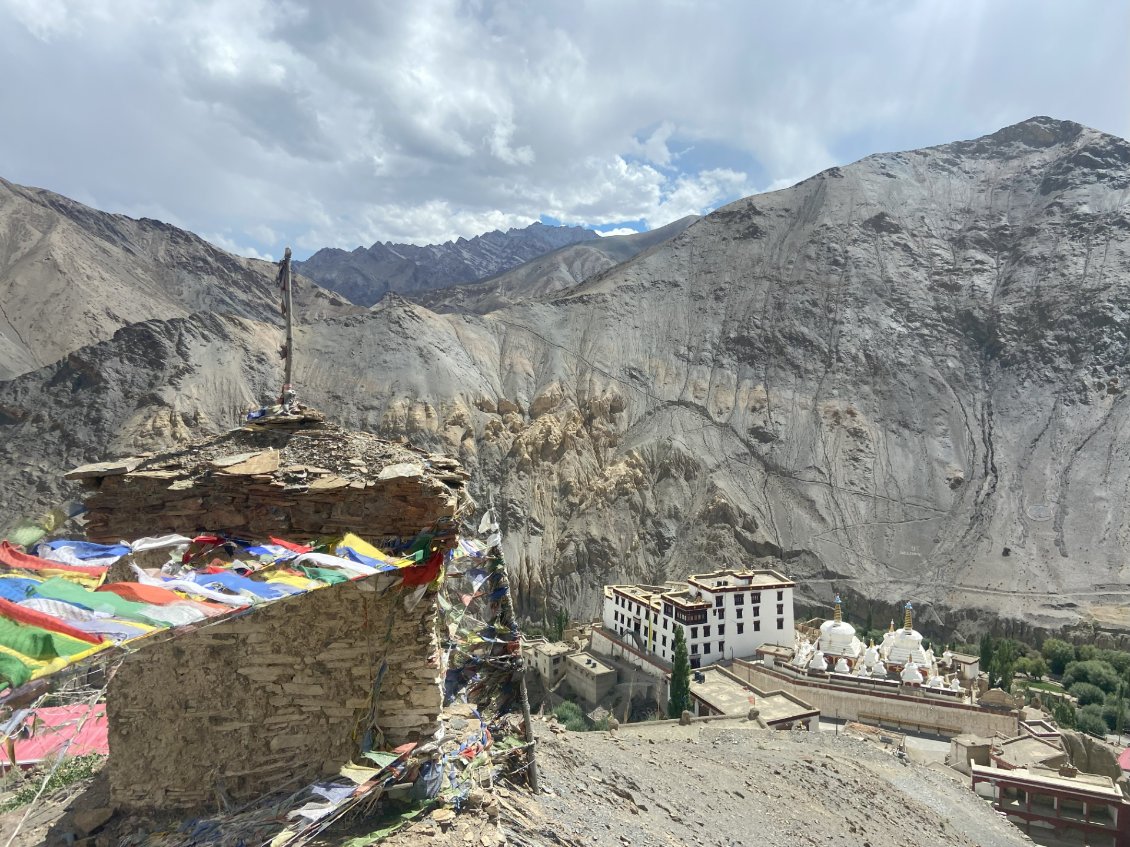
[381,719,1030,847]
[3,720,1030,846]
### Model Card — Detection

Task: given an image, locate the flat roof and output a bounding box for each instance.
[534,642,573,656]
[688,569,794,590]
[994,734,1063,767]
[689,665,817,724]
[756,644,795,657]
[566,652,615,675]
[972,764,1124,800]
[948,652,978,664]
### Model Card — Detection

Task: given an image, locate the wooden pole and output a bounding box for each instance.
[490,544,538,792]
[282,247,294,391]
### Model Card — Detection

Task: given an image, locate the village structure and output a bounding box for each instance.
[521,568,1130,847]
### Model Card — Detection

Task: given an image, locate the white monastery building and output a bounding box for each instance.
[602,569,795,667]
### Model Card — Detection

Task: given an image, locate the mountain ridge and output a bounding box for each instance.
[296,220,599,306]
[3,116,1130,639]
[0,177,357,381]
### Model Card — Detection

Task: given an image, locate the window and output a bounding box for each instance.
[736,608,743,619]
[714,595,723,608]
[777,617,784,629]
[752,606,760,617]
[703,643,711,654]
[737,622,745,634]
[718,624,725,636]
[691,627,699,638]
[734,594,744,606]
[753,621,760,632]
[777,590,783,601]
[714,608,723,620]
[718,641,725,654]
[691,644,699,655]
[664,603,673,617]
[752,592,761,604]
[661,636,667,647]
[704,625,711,637]
[777,603,784,615]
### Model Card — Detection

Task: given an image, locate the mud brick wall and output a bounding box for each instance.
[81,471,458,545]
[106,572,442,811]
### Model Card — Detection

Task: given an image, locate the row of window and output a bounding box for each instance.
[612,607,788,634]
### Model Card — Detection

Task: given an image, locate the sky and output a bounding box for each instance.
[1,0,1128,260]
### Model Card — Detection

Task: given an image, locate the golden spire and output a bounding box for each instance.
[904,601,913,631]
[888,619,895,633]
[833,594,842,623]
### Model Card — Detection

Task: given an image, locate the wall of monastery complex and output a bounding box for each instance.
[730,660,1019,739]
[107,571,441,809]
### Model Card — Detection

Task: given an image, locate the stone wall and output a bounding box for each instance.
[730,660,1019,739]
[70,424,466,545]
[107,570,440,810]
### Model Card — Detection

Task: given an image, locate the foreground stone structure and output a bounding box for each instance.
[69,419,468,810]
[107,568,438,808]
[69,422,467,544]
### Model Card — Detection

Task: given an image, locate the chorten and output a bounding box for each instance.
[818,594,864,663]
[880,602,929,666]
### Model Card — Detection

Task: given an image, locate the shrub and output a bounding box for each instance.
[1062,660,1121,693]
[552,700,587,732]
[1069,682,1106,706]
[1076,704,1108,737]
[1102,700,1126,733]
[1042,638,1076,676]
[1097,649,1130,675]
[0,754,104,814]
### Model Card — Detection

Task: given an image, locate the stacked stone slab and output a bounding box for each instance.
[65,418,468,811]
[68,422,468,544]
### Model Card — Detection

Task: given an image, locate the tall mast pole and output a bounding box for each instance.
[282,246,294,393]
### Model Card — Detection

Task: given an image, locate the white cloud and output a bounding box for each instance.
[0,0,1126,257]
[595,228,640,238]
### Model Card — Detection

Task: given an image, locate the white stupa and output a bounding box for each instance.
[808,649,828,672]
[880,602,929,666]
[900,659,924,684]
[819,594,864,663]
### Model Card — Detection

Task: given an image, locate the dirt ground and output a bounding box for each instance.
[381,719,1029,847]
[2,719,1030,847]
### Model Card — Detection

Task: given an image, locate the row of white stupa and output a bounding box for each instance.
[791,597,962,691]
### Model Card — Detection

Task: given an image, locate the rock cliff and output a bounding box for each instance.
[3,117,1130,636]
[0,177,356,380]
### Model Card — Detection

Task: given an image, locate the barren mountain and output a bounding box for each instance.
[3,117,1130,639]
[0,178,356,380]
[295,221,597,306]
[416,216,697,314]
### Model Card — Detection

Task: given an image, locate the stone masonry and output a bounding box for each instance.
[106,568,440,809]
[68,418,468,810]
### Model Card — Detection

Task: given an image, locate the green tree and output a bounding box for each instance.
[979,633,995,679]
[1069,682,1106,706]
[667,626,691,719]
[1042,638,1076,676]
[549,608,570,641]
[1049,696,1076,729]
[1063,660,1121,694]
[1076,704,1108,737]
[990,638,1019,691]
[1027,656,1048,682]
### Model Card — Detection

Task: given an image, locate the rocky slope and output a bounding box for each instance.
[3,117,1130,636]
[0,177,356,380]
[295,221,597,306]
[416,216,697,314]
[2,721,1030,847]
